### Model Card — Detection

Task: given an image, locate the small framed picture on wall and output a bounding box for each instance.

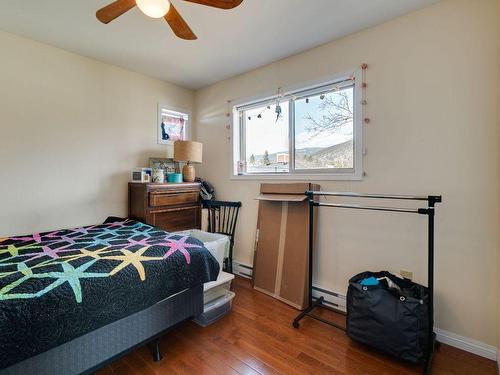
[158,103,190,145]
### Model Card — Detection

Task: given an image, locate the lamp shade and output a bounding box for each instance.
[174,141,203,163]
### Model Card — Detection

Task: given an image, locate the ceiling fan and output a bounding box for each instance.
[96,0,243,40]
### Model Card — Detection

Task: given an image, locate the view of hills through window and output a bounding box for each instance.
[243,85,354,173]
[294,86,354,170]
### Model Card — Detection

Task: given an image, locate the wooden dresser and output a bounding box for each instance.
[128,182,201,232]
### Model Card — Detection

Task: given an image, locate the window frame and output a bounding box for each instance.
[230,69,363,181]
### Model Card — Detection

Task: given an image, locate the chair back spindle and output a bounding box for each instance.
[205,200,242,273]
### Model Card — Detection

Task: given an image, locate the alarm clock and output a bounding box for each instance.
[131,168,152,183]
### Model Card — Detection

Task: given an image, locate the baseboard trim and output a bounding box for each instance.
[497,349,499,375]
[433,328,497,361]
[236,263,497,361]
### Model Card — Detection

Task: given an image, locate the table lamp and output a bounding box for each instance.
[173,141,203,182]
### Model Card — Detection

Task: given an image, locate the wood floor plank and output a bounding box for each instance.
[135,346,181,375]
[171,325,262,375]
[169,330,240,375]
[212,335,282,375]
[96,276,497,375]
[230,305,412,375]
[231,284,417,375]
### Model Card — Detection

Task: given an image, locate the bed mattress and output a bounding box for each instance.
[0,218,219,370]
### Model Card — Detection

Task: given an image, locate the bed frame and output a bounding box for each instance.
[2,285,203,375]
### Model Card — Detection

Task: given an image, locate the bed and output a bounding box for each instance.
[0,218,219,375]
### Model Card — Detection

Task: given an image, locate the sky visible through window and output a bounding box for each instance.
[295,90,353,149]
[245,103,289,155]
[244,85,354,172]
[294,87,354,169]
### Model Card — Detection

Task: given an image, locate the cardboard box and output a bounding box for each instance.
[252,183,319,310]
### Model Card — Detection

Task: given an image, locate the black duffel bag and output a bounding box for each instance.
[346,271,430,363]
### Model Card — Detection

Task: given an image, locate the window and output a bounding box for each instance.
[232,71,362,179]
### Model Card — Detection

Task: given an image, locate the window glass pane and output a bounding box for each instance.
[244,102,289,173]
[294,86,354,170]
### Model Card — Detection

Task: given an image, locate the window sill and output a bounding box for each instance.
[230,173,363,181]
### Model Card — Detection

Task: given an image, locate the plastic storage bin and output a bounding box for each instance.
[193,291,235,327]
[174,229,229,274]
[204,271,234,304]
[175,229,235,326]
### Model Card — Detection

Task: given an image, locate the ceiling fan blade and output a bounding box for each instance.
[96,0,136,24]
[183,0,243,10]
[164,4,197,40]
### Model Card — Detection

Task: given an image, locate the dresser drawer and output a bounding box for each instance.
[151,206,201,232]
[149,191,199,207]
[129,182,202,232]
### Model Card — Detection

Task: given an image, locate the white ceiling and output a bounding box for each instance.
[0,0,438,89]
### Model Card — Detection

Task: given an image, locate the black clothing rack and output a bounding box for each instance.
[292,191,442,375]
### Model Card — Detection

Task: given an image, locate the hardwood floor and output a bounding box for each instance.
[96,277,497,375]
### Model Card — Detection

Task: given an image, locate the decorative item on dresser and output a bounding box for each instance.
[149,157,177,178]
[152,168,165,183]
[174,140,203,183]
[129,182,202,232]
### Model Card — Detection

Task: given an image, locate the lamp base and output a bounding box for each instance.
[182,164,196,183]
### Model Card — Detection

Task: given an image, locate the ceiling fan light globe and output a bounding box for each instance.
[136,0,171,18]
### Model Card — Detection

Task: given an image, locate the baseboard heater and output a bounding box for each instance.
[311,285,346,312]
[232,262,346,310]
[232,261,253,279]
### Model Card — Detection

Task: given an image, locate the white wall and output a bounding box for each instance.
[0,31,194,236]
[194,0,500,346]
[497,0,500,357]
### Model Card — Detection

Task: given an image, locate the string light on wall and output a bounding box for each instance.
[360,62,369,177]
[232,63,370,126]
[274,87,283,123]
[304,73,357,104]
[244,88,285,123]
[247,106,271,121]
[360,63,369,125]
[226,100,231,141]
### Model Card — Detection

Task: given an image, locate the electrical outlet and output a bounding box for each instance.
[400,270,413,280]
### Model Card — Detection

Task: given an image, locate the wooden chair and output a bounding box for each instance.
[205,200,242,273]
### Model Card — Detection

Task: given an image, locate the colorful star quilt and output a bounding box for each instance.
[0,218,219,370]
